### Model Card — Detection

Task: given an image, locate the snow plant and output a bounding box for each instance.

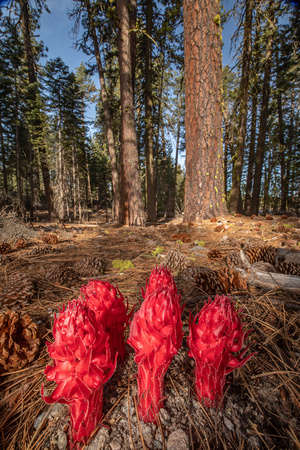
[42,299,117,448]
[128,267,183,423]
[187,295,255,408]
[80,280,132,362]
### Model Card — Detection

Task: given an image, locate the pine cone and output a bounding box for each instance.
[275,262,300,276]
[74,257,106,277]
[42,234,58,245]
[181,266,246,295]
[210,218,218,223]
[14,239,27,249]
[207,249,222,260]
[29,245,52,255]
[0,273,34,307]
[214,224,226,233]
[0,310,40,373]
[0,242,12,255]
[245,246,276,265]
[45,263,78,286]
[225,251,244,268]
[0,255,12,266]
[162,249,193,272]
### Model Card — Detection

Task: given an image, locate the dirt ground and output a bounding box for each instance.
[0,211,299,450]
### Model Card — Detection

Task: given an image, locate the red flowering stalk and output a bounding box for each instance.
[143,266,178,298]
[187,295,256,408]
[42,299,116,448]
[80,280,131,362]
[128,286,183,423]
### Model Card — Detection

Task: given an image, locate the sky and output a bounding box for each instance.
[1,0,239,164]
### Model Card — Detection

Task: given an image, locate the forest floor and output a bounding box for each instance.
[0,210,299,450]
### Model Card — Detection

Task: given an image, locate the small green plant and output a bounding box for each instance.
[152,246,164,256]
[112,259,134,271]
[195,240,206,247]
[105,230,109,234]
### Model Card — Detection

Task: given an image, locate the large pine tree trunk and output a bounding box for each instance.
[117,0,145,225]
[0,109,8,194]
[183,0,227,221]
[229,0,253,214]
[250,0,276,216]
[83,0,120,221]
[145,0,156,222]
[19,0,53,217]
[244,93,258,215]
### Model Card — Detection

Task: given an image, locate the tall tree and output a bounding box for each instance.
[17,0,53,217]
[79,0,121,221]
[183,0,227,221]
[144,0,156,222]
[229,0,254,213]
[116,0,145,225]
[250,0,276,215]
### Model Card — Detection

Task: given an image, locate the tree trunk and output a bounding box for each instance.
[83,0,120,221]
[145,0,156,222]
[0,109,8,194]
[183,0,227,221]
[170,77,183,216]
[244,94,258,215]
[117,0,145,226]
[19,0,53,217]
[229,0,253,213]
[250,0,276,216]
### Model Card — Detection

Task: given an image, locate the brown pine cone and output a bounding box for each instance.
[42,234,59,244]
[162,249,193,272]
[74,257,106,277]
[45,263,78,286]
[14,239,27,249]
[214,224,226,233]
[207,249,222,260]
[0,273,34,307]
[0,310,40,373]
[0,242,12,255]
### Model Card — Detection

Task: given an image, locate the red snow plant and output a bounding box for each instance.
[42,299,116,448]
[187,295,255,408]
[80,280,131,362]
[128,267,183,424]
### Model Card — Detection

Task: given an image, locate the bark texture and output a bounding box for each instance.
[229,0,253,214]
[183,0,227,221]
[83,0,120,221]
[117,0,145,226]
[250,0,276,216]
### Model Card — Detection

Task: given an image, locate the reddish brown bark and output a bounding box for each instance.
[183,0,227,221]
[117,0,145,226]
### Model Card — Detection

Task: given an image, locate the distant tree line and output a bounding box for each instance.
[0,0,299,224]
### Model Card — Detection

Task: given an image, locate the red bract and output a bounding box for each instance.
[143,266,178,298]
[42,299,116,448]
[80,280,131,362]
[128,283,183,424]
[187,295,255,408]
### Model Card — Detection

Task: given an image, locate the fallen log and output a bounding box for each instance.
[235,266,300,295]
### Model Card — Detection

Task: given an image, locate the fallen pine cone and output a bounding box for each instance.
[42,234,58,245]
[207,249,222,260]
[214,224,226,233]
[0,310,40,373]
[210,218,218,223]
[265,215,274,220]
[0,242,12,255]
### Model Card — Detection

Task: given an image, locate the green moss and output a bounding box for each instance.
[152,245,164,256]
[213,14,221,26]
[112,259,134,271]
[195,240,206,247]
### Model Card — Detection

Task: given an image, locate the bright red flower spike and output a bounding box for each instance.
[187,295,256,408]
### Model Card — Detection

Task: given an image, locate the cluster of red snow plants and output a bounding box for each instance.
[42,267,255,448]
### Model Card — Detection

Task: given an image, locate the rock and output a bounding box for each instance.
[167,430,189,450]
[223,416,234,431]
[140,422,155,447]
[87,427,109,450]
[110,439,122,450]
[57,430,68,450]
[33,411,48,430]
[159,408,171,425]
